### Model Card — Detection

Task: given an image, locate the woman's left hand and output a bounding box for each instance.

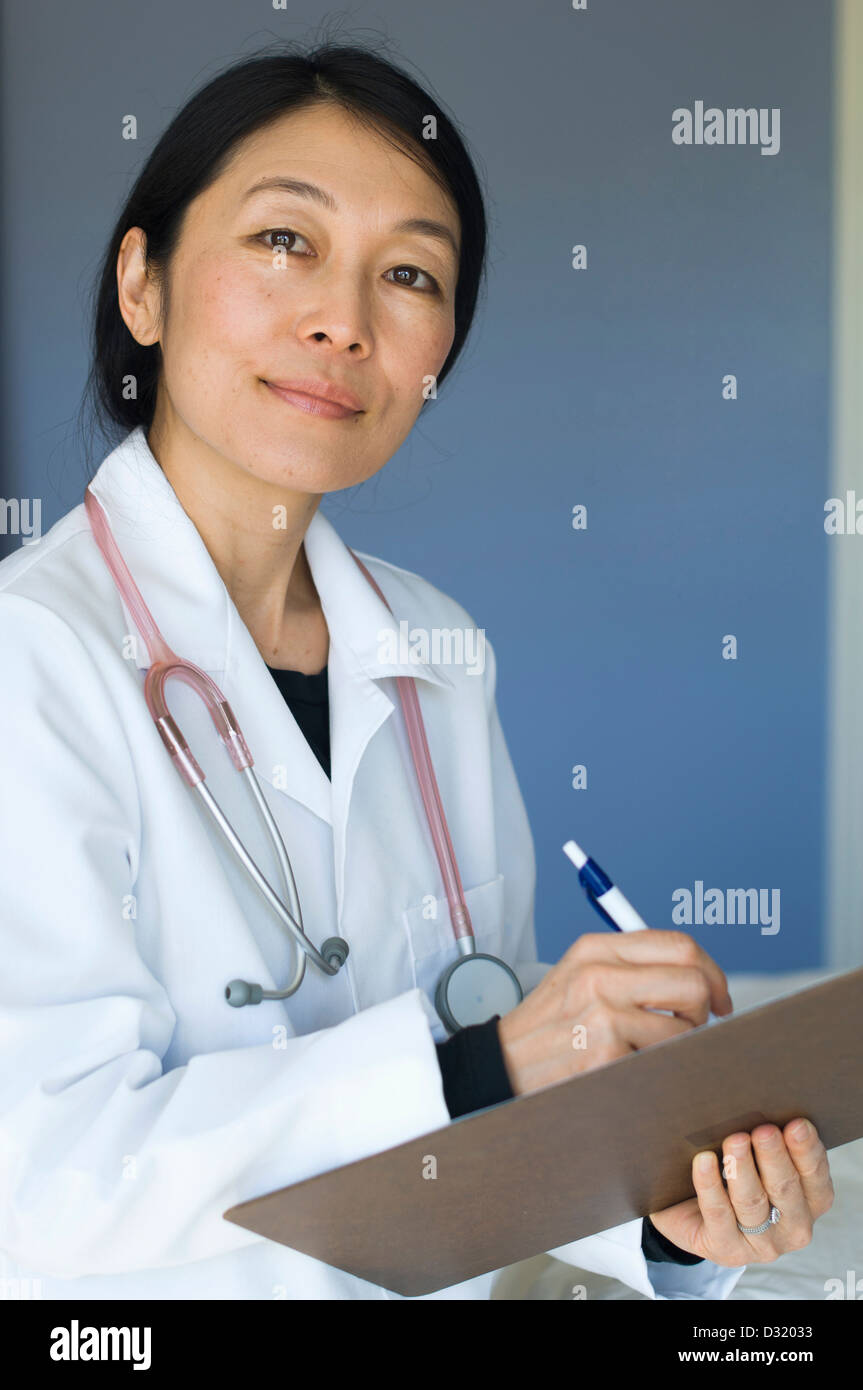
[648,1118,834,1265]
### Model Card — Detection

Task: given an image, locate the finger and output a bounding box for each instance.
[748,1125,811,1251]
[783,1119,835,1219]
[568,930,733,1016]
[723,1132,778,1250]
[577,960,715,1028]
[690,1149,749,1260]
[583,1003,695,1052]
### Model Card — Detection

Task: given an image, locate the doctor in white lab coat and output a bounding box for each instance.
[0,423,746,1300]
[0,61,832,1301]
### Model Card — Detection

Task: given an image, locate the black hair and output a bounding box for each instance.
[79,37,489,459]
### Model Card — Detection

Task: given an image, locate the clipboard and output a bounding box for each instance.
[223,964,863,1296]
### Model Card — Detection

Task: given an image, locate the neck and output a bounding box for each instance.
[146,414,330,674]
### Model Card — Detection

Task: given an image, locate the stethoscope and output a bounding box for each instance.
[84,486,524,1034]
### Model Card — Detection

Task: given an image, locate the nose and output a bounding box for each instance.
[293,267,373,357]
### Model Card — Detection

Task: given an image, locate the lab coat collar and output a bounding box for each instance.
[87,425,454,830]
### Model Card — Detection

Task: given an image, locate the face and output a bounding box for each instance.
[119,102,461,493]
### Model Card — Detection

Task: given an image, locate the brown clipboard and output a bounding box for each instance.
[223,965,863,1296]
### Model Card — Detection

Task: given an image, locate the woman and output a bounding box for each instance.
[0,42,832,1300]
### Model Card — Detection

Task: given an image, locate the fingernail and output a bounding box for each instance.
[695,1152,714,1175]
[791,1119,811,1141]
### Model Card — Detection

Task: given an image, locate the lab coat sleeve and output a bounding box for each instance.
[0,595,452,1279]
[482,633,747,1301]
[546,1222,747,1301]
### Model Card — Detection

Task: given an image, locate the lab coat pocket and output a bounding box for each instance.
[401,874,506,1019]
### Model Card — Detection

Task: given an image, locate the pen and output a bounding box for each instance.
[563,839,722,1022]
[562,838,651,933]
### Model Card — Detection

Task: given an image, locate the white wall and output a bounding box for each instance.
[826,0,863,967]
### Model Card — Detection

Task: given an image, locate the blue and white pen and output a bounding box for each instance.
[562,839,651,933]
[563,840,727,1024]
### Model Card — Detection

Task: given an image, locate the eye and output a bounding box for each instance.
[385,265,441,295]
[257,227,313,255]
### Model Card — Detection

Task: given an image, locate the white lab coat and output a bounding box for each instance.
[0,426,744,1300]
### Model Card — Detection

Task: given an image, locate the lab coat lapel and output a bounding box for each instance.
[301,508,454,915]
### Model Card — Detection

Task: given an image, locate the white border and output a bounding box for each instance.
[826,0,863,968]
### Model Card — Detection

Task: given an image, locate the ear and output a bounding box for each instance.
[117,227,162,347]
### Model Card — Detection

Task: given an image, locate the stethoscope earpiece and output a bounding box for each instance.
[225,980,263,1008]
[320,937,350,969]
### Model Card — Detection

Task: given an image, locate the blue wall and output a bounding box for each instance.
[1,0,833,972]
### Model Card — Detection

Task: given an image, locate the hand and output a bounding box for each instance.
[496,930,733,1096]
[648,1119,834,1265]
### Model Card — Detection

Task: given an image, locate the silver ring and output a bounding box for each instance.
[737,1204,781,1236]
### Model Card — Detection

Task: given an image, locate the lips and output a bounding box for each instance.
[263,376,364,418]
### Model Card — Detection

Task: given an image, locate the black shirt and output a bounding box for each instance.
[266,664,331,779]
[266,660,701,1268]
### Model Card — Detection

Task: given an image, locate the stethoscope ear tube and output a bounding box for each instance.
[193,770,348,984]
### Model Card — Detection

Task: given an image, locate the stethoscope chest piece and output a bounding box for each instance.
[434,953,523,1034]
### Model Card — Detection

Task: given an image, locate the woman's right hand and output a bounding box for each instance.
[496,930,734,1097]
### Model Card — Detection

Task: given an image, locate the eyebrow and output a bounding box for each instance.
[239,177,460,261]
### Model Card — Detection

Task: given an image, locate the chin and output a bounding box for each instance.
[242,444,378,495]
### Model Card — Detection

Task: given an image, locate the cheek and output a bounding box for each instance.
[162,264,281,411]
[387,316,455,406]
[171,258,273,362]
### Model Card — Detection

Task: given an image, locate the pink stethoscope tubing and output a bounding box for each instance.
[83,486,477,1003]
